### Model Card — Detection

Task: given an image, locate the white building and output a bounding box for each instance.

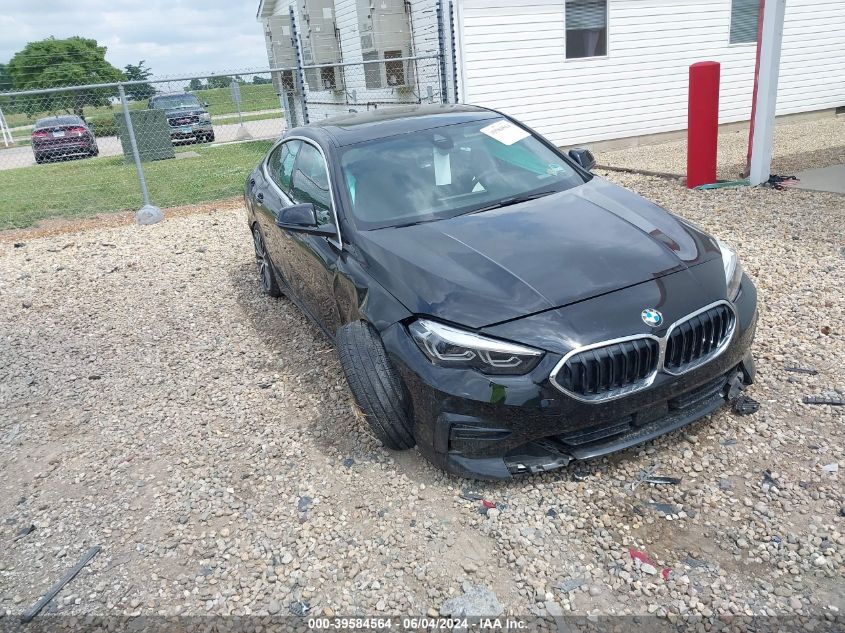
[257,0,448,123]
[258,0,845,146]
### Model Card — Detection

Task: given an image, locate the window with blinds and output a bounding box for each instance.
[565,0,608,58]
[363,50,382,89]
[730,0,760,44]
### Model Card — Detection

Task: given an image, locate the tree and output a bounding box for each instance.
[7,37,125,116]
[252,75,272,85]
[0,64,16,117]
[206,75,233,89]
[0,64,12,92]
[124,60,155,102]
[186,78,204,92]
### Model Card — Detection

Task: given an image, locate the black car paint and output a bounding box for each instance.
[244,105,757,480]
[354,179,722,329]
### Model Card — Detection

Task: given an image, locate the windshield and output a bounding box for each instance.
[151,94,202,109]
[34,116,84,129]
[339,118,586,229]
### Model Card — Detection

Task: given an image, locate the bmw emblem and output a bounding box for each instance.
[641,308,663,328]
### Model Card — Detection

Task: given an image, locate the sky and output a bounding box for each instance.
[0,0,270,78]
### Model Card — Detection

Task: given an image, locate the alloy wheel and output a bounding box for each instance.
[252,228,273,292]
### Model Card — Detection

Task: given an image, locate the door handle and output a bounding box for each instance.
[256,192,264,201]
[249,178,256,187]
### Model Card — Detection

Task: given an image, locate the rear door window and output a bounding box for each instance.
[291,143,333,224]
[267,140,301,193]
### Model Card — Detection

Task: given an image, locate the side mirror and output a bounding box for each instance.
[203,102,209,108]
[276,203,337,238]
[569,148,596,172]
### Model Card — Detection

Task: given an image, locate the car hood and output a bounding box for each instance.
[163,108,205,118]
[356,177,721,329]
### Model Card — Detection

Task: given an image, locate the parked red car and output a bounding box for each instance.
[31,115,99,164]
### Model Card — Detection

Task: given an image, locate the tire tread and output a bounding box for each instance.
[338,322,415,450]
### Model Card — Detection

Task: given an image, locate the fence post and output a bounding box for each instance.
[436,3,449,103]
[289,5,310,125]
[119,84,163,224]
[0,107,12,147]
[449,1,460,103]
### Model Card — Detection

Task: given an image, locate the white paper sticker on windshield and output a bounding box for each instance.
[480,120,531,146]
[433,149,452,186]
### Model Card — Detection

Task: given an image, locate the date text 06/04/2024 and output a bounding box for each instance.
[307,617,528,630]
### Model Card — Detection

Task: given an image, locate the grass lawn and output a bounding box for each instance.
[0,139,273,229]
[212,110,284,125]
[193,84,280,116]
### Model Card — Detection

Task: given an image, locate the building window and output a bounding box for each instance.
[384,50,406,86]
[304,68,320,91]
[730,0,760,44]
[281,69,295,91]
[565,0,607,58]
[321,66,338,90]
[363,51,383,89]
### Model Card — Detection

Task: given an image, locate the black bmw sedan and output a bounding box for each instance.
[244,105,757,480]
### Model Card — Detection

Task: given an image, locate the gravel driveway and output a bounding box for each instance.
[1,117,843,628]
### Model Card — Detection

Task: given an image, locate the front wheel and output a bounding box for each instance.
[251,224,282,297]
[337,321,415,450]
[204,132,215,143]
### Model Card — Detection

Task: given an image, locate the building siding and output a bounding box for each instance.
[456,0,845,146]
[264,0,450,118]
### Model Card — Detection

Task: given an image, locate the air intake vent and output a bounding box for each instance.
[664,303,734,374]
[553,337,660,402]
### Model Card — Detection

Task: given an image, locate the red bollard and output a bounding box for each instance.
[686,61,720,188]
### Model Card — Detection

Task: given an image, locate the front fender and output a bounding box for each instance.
[334,250,412,333]
[244,171,258,226]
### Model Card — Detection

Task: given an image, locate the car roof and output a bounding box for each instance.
[150,92,195,98]
[34,115,84,128]
[302,104,501,147]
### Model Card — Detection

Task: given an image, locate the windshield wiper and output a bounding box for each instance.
[462,189,558,216]
[381,189,559,229]
[384,217,442,229]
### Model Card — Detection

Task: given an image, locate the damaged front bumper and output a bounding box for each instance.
[486,358,754,478]
[381,274,758,481]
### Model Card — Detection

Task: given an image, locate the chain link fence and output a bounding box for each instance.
[299,54,444,121]
[0,0,457,231]
[0,70,294,230]
[275,0,453,122]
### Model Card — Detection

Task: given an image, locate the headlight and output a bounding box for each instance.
[199,113,211,122]
[409,319,543,375]
[716,238,743,300]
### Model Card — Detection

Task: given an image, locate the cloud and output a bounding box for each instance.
[0,0,269,78]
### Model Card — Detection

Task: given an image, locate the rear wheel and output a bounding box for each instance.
[337,321,415,450]
[90,145,99,157]
[34,154,44,164]
[251,224,282,297]
[205,132,215,143]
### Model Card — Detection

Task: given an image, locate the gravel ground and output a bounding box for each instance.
[1,117,844,629]
[596,113,845,180]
